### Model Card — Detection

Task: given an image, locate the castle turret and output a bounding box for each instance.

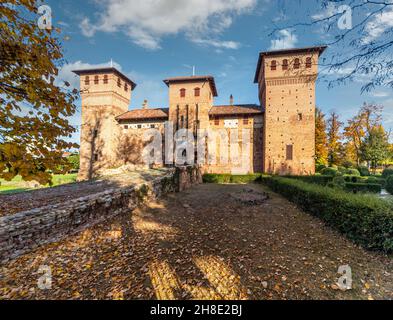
[254,46,326,175]
[73,67,136,180]
[164,75,217,132]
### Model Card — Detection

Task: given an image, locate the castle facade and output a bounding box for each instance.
[74,46,326,180]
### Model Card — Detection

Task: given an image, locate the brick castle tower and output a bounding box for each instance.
[254,46,327,175]
[73,67,136,180]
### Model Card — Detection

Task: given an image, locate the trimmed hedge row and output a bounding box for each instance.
[345,183,382,194]
[203,174,263,184]
[287,175,333,186]
[261,176,393,252]
[288,175,386,188]
[387,176,393,195]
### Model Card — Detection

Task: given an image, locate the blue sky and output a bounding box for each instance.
[44,0,393,144]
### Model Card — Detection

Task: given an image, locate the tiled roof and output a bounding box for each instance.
[116,108,169,121]
[73,67,137,90]
[209,104,263,116]
[163,75,218,97]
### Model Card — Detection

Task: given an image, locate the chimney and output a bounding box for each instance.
[230,94,234,106]
[142,99,148,109]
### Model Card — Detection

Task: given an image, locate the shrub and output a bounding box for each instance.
[346,168,361,176]
[338,166,347,174]
[287,175,333,186]
[345,183,382,194]
[67,154,80,172]
[358,166,370,177]
[320,167,339,176]
[386,176,393,195]
[332,176,346,189]
[382,168,393,179]
[316,164,327,173]
[343,175,368,184]
[261,176,393,252]
[366,177,386,187]
[203,174,262,184]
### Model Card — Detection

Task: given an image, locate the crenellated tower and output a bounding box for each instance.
[73,67,136,180]
[254,46,326,175]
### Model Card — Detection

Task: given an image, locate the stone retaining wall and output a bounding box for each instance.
[0,166,202,264]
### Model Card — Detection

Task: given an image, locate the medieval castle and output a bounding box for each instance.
[74,46,327,180]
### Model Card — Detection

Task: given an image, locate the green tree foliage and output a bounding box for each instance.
[67,154,80,171]
[360,126,390,171]
[315,108,328,166]
[0,0,78,185]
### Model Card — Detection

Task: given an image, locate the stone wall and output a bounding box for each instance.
[0,166,202,264]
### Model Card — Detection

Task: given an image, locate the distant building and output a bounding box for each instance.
[73,46,326,180]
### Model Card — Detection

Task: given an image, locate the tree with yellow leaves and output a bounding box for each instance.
[315,108,328,166]
[343,103,383,166]
[0,0,78,185]
[327,112,343,166]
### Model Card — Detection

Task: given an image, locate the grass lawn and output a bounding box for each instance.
[0,174,78,195]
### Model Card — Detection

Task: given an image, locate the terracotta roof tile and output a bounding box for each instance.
[209,105,263,116]
[116,108,169,121]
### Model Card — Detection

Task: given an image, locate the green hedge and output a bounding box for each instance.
[358,166,370,177]
[287,175,333,186]
[345,183,382,194]
[382,168,393,179]
[387,176,393,195]
[320,167,339,176]
[203,174,263,184]
[261,176,393,252]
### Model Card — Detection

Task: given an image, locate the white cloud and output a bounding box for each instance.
[363,7,393,43]
[269,29,298,50]
[191,38,241,49]
[371,91,390,98]
[79,0,256,50]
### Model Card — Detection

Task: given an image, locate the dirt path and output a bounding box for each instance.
[0,183,392,300]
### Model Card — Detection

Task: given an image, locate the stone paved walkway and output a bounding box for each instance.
[0,169,169,217]
[0,183,392,300]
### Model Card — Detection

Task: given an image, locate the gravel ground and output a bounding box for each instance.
[0,183,392,300]
[0,169,169,217]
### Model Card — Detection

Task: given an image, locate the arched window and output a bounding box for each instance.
[194,87,200,97]
[85,76,90,85]
[294,58,300,69]
[103,75,108,84]
[94,75,99,84]
[117,78,121,88]
[271,60,277,71]
[306,57,312,68]
[282,59,288,71]
[180,88,186,98]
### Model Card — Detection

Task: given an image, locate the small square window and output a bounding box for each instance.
[151,124,155,129]
[297,113,303,121]
[124,125,129,130]
[214,119,220,126]
[137,125,142,129]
